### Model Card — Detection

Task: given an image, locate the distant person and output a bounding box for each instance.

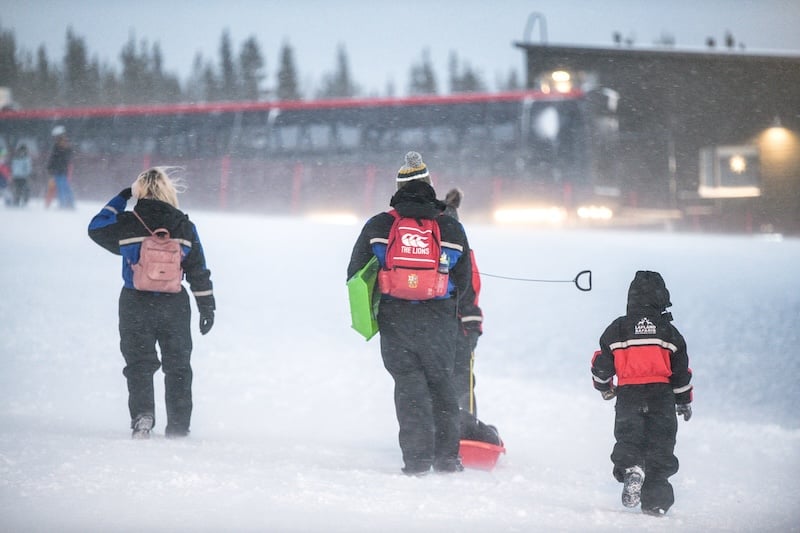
[591,270,693,516]
[88,167,216,439]
[0,146,10,204]
[442,187,501,446]
[347,151,476,475]
[46,125,75,209]
[10,144,33,207]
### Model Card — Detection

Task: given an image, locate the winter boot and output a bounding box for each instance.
[165,425,190,439]
[621,465,645,507]
[401,464,431,477]
[642,506,667,517]
[131,414,154,440]
[486,424,503,446]
[433,457,464,473]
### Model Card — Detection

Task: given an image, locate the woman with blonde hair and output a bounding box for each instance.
[88,167,215,439]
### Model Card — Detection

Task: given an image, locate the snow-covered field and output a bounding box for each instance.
[1,200,798,532]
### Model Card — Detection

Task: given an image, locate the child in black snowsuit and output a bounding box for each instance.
[591,271,693,516]
[443,187,501,447]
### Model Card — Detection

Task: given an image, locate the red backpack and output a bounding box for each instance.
[378,210,449,300]
[130,210,184,293]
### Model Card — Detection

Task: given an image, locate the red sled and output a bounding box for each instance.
[459,439,506,471]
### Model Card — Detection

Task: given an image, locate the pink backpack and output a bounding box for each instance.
[130,210,184,293]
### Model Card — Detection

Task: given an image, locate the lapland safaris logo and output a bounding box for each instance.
[635,317,657,335]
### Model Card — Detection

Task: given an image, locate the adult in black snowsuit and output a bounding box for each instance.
[348,174,475,475]
[88,167,215,439]
[591,271,693,516]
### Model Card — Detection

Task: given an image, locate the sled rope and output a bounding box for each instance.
[481,269,592,291]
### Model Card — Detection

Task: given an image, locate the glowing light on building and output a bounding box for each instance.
[493,206,567,225]
[729,155,747,174]
[551,70,572,93]
[577,205,614,220]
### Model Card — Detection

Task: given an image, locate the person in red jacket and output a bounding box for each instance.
[443,187,500,446]
[591,270,693,516]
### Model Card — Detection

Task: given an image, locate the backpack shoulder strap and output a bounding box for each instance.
[131,209,155,236]
[132,208,172,239]
[383,210,401,270]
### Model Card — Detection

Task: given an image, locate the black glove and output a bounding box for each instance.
[195,294,215,335]
[676,403,692,421]
[119,187,132,200]
[601,386,616,401]
[199,308,214,335]
[464,328,481,353]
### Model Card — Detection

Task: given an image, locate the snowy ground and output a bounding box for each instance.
[1,200,799,532]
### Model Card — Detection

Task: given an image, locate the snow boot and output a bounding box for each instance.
[131,414,154,440]
[165,426,190,439]
[643,506,667,517]
[433,457,464,473]
[401,464,431,477]
[486,424,502,446]
[621,465,645,507]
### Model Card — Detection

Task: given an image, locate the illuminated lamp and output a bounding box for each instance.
[577,205,614,220]
[493,206,567,224]
[551,70,572,93]
[729,155,747,174]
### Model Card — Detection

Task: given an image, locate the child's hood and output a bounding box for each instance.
[626,270,672,315]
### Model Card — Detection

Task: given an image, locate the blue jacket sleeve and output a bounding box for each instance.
[88,193,130,255]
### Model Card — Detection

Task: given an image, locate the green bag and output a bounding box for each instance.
[347,256,380,340]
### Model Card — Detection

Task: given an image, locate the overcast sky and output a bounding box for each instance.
[3,0,800,96]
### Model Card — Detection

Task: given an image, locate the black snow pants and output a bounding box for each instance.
[611,383,679,512]
[452,331,475,415]
[377,298,460,472]
[119,287,193,432]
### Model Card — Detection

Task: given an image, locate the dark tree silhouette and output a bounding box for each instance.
[318,44,359,98]
[408,49,437,95]
[239,36,265,101]
[276,41,300,100]
[219,30,236,100]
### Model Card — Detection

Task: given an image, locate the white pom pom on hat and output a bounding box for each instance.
[51,125,66,137]
[396,151,431,189]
